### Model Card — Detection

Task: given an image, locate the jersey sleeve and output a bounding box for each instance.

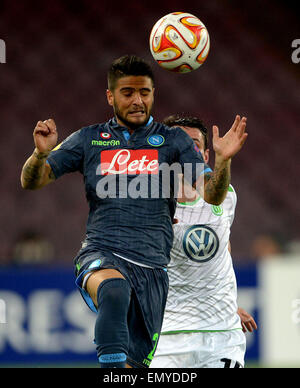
[46,129,84,179]
[173,127,212,185]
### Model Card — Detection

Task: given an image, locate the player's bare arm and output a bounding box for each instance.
[202,161,231,205]
[195,115,248,205]
[21,119,57,190]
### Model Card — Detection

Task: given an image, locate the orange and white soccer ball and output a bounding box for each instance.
[149,12,210,73]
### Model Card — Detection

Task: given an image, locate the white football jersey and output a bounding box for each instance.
[162,185,242,333]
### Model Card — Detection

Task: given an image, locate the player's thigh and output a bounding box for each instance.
[152,332,208,368]
[205,330,246,368]
[85,268,125,308]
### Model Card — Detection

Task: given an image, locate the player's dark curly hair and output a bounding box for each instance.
[108,55,155,91]
[163,114,209,149]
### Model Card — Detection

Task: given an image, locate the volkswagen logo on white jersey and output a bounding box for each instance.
[183,225,219,263]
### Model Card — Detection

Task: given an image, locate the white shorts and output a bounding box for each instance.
[151,330,246,368]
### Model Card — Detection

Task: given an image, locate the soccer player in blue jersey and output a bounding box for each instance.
[21,55,248,368]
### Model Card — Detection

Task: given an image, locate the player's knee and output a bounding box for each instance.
[96,277,131,326]
[86,269,125,307]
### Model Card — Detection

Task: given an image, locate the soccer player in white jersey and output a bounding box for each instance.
[151,115,257,368]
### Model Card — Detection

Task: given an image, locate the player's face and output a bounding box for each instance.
[180,126,209,163]
[107,76,154,130]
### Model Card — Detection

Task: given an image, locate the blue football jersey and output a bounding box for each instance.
[47,117,211,268]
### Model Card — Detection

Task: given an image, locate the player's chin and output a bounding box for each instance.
[127,113,148,126]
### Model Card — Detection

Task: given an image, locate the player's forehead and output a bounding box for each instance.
[179,126,205,145]
[115,75,154,91]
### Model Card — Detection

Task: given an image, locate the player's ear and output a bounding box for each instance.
[204,149,210,164]
[106,89,114,106]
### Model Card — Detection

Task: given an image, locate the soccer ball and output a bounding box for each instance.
[149,12,210,73]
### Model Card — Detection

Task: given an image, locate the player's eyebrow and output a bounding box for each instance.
[120,87,152,93]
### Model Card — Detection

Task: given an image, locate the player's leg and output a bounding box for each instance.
[125,266,169,368]
[150,334,184,368]
[151,332,210,368]
[85,268,125,307]
[204,330,246,368]
[74,253,168,368]
[85,269,132,368]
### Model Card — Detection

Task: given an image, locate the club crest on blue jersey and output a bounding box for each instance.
[147,135,165,147]
[183,225,219,263]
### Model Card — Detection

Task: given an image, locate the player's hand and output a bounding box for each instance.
[33,119,58,154]
[237,307,258,333]
[212,115,248,161]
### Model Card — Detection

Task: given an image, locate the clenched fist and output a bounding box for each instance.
[33,119,58,154]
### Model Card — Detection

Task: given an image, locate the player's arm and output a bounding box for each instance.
[237,307,258,333]
[229,245,258,332]
[228,244,257,332]
[21,119,58,190]
[195,115,248,205]
[228,241,232,254]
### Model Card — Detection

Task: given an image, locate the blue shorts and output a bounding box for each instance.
[74,251,169,368]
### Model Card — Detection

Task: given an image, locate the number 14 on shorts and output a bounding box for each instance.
[221,358,242,368]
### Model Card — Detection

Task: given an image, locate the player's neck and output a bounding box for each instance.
[115,117,136,134]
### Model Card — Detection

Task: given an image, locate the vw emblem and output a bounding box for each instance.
[183,225,219,263]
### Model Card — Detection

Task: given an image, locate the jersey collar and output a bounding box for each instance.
[109,116,154,131]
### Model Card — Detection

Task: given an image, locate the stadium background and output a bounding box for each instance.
[0,0,299,368]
